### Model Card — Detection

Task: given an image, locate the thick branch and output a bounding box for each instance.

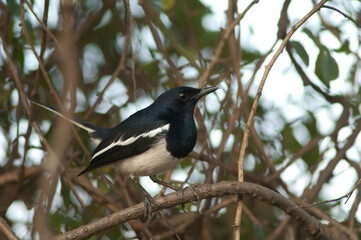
[0,166,42,187]
[55,181,333,240]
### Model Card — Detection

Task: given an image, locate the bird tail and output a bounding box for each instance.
[29,100,99,134]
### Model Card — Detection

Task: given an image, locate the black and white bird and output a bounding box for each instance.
[31,86,218,188]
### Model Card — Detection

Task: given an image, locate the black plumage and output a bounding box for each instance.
[31,86,218,178]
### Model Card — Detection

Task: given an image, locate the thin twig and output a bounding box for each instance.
[23,0,60,46]
[21,0,90,156]
[140,0,184,86]
[198,0,259,88]
[322,5,361,28]
[0,217,19,240]
[290,177,361,210]
[233,0,330,239]
[84,13,132,119]
[63,172,87,208]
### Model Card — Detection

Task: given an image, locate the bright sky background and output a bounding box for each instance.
[3,0,361,238]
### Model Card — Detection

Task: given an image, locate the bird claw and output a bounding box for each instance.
[149,176,200,215]
[181,203,187,213]
[179,185,200,213]
[143,194,162,218]
[130,176,162,218]
[143,195,152,218]
[182,184,200,201]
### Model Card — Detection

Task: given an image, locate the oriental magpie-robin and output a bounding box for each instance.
[31,86,218,185]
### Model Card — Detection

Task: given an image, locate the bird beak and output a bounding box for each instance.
[194,86,219,100]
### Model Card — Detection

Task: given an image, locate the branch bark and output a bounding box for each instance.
[0,166,42,187]
[55,181,333,240]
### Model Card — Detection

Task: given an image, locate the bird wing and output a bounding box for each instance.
[78,123,170,175]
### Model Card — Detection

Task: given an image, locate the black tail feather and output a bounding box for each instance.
[30,99,110,141]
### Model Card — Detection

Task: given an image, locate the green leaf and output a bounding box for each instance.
[162,0,176,10]
[289,41,309,66]
[282,125,301,152]
[304,113,318,139]
[97,179,110,194]
[303,28,325,50]
[6,0,21,17]
[315,51,339,88]
[335,40,351,54]
[253,223,266,239]
[242,49,262,65]
[303,145,319,168]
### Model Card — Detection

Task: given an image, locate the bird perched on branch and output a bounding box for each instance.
[31,86,218,215]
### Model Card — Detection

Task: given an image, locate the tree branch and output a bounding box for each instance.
[0,217,19,240]
[55,181,333,240]
[0,166,42,187]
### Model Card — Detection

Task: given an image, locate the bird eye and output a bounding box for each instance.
[178,93,188,102]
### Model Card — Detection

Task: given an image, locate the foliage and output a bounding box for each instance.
[0,0,360,239]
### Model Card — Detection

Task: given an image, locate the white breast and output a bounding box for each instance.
[116,138,182,176]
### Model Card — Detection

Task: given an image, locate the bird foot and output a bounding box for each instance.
[182,184,201,201]
[130,176,162,218]
[143,194,162,218]
[179,184,201,213]
[150,175,200,200]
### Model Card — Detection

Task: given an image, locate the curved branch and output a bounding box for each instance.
[55,181,333,240]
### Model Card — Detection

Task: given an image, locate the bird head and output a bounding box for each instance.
[153,86,219,116]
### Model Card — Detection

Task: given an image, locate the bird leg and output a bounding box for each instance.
[150,175,192,213]
[150,175,180,191]
[150,176,200,200]
[130,176,160,218]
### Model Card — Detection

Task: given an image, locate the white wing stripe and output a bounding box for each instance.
[91,124,170,161]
